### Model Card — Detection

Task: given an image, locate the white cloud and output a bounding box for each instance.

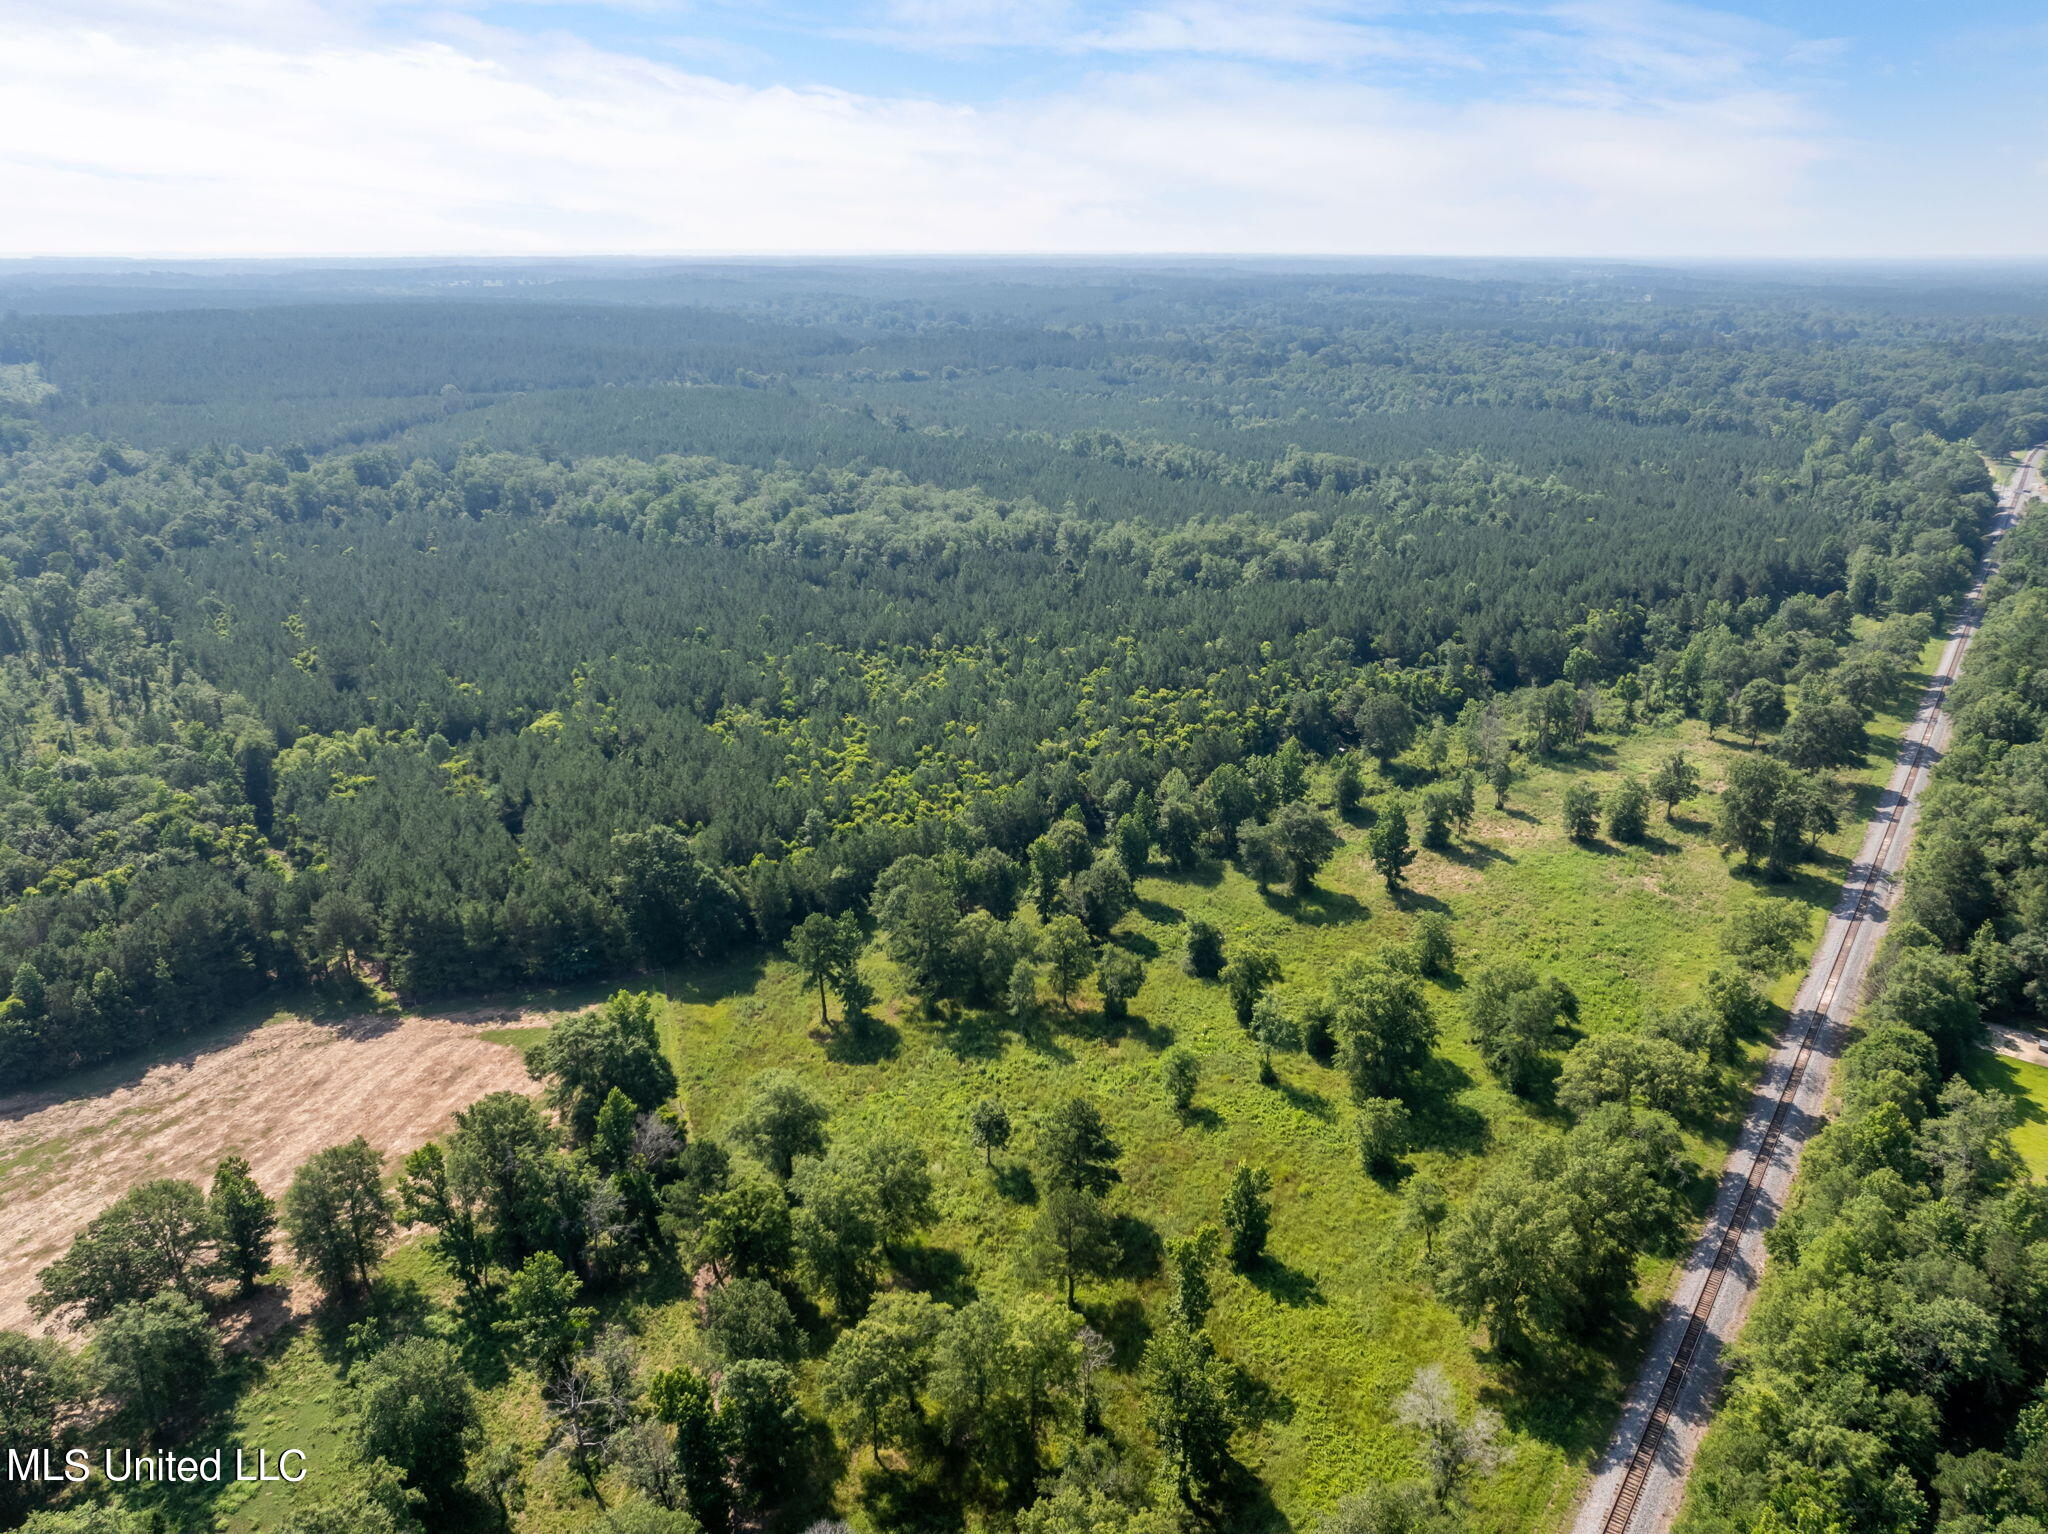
[0,2,2027,257]
[859,0,1467,67]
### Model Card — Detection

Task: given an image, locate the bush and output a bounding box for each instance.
[1160,1048,1199,1116]
[1180,920,1225,979]
[1410,913,1455,978]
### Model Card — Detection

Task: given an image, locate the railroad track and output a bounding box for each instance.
[1577,445,2045,1534]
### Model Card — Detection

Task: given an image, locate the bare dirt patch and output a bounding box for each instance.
[0,1012,540,1334]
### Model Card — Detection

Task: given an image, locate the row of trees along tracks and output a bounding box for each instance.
[1569,445,2046,1534]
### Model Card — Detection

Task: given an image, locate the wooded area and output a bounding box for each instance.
[1,263,2044,1534]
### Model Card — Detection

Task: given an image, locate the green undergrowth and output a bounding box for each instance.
[99,655,1937,1534]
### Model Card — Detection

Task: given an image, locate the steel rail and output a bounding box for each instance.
[1590,445,2043,1534]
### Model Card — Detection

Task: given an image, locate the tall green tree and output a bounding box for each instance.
[1144,1320,1243,1511]
[611,826,745,966]
[282,1138,397,1304]
[0,1331,85,1525]
[1222,1165,1273,1269]
[497,1252,594,1382]
[1648,750,1700,821]
[1038,1096,1122,1196]
[90,1292,221,1444]
[1368,806,1417,891]
[528,990,678,1142]
[1030,1186,1118,1309]
[969,1097,1013,1166]
[1043,915,1095,1011]
[202,1154,273,1299]
[397,1141,490,1294]
[786,912,863,1033]
[731,1071,829,1178]
[820,1291,945,1462]
[1327,956,1437,1102]
[32,1178,218,1323]
[347,1338,483,1512]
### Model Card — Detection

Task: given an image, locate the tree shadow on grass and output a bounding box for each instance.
[1084,1294,1152,1370]
[1687,1046,1757,1128]
[620,1248,698,1313]
[309,1274,435,1369]
[304,970,400,1025]
[113,1327,344,1534]
[1273,1078,1335,1122]
[1439,839,1513,870]
[895,1243,977,1307]
[992,1161,1038,1205]
[1063,1005,1172,1051]
[1729,858,1851,918]
[1111,1213,1163,1281]
[1119,930,1164,961]
[1211,1453,1292,1532]
[1229,1362,1298,1430]
[858,1463,964,1534]
[450,1285,515,1387]
[934,1008,1008,1062]
[779,1417,850,1527]
[1390,886,1451,915]
[1013,1012,1077,1065]
[1480,1302,1660,1459]
[785,1284,836,1358]
[1513,1056,1571,1124]
[663,948,770,1007]
[1245,1254,1323,1308]
[1365,1158,1410,1191]
[824,1018,902,1065]
[1263,885,1370,927]
[1177,1104,1225,1133]
[1135,896,1183,925]
[1402,1058,1489,1155]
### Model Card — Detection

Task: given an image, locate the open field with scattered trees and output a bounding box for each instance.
[3,263,2047,1534]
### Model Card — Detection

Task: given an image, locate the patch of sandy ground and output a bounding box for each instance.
[1989,1020,2048,1068]
[0,1011,544,1335]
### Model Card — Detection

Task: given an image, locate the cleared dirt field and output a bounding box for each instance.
[0,1010,540,1334]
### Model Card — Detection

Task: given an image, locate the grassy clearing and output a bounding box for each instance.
[1965,1046,2048,1178]
[82,659,1938,1534]
[638,660,1934,1529]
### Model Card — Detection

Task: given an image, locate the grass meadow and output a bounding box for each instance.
[88,646,1940,1534]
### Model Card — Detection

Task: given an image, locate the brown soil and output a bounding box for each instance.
[0,1011,542,1334]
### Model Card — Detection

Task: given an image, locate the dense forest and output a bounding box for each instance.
[3,262,2048,1534]
[0,264,2013,1087]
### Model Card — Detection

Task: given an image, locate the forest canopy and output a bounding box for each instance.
[0,262,2027,1084]
[6,259,2048,1534]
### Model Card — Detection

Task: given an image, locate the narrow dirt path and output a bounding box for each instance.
[1568,446,2046,1534]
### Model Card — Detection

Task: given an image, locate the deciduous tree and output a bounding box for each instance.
[282,1138,395,1304]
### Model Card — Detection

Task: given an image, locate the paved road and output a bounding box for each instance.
[1567,447,2047,1534]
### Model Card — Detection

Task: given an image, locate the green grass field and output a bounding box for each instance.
[1965,1046,2048,1178]
[91,652,1939,1534]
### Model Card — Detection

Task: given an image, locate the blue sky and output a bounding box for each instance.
[2,0,2042,257]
